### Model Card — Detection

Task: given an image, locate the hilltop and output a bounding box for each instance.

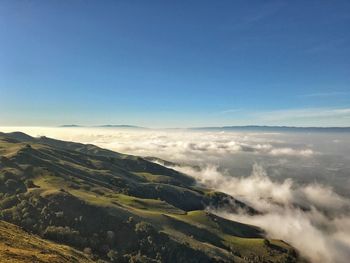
[0,131,304,262]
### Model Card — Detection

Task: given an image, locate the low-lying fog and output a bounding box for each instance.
[2,127,350,263]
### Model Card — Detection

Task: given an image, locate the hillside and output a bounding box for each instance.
[0,220,93,263]
[0,132,304,262]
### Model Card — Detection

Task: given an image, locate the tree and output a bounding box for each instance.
[107,249,119,262]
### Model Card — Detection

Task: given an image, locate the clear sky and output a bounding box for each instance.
[0,0,350,127]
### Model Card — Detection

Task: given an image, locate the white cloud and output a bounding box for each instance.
[301,91,350,98]
[254,107,350,123]
[217,108,243,115]
[0,127,316,162]
[269,147,314,156]
[169,163,350,263]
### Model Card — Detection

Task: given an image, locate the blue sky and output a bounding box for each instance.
[0,0,350,127]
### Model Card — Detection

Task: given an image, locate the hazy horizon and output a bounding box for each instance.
[2,124,350,129]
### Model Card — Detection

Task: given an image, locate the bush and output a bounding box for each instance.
[135,222,154,236]
[43,226,83,247]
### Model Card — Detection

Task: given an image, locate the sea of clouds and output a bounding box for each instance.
[172,164,350,263]
[1,126,350,263]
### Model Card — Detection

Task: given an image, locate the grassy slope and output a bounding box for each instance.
[0,132,304,262]
[0,220,93,263]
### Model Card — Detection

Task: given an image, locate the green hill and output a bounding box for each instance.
[0,220,93,263]
[0,132,304,262]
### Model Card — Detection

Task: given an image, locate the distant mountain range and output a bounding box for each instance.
[59,124,83,127]
[59,124,350,132]
[97,125,146,129]
[190,125,350,132]
[60,124,146,129]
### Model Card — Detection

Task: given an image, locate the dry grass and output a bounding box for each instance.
[0,221,93,263]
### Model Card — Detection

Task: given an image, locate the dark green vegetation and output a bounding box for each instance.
[0,132,303,262]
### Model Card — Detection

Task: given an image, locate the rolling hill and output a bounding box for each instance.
[0,131,304,262]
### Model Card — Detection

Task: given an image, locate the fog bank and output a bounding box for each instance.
[170,163,350,263]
